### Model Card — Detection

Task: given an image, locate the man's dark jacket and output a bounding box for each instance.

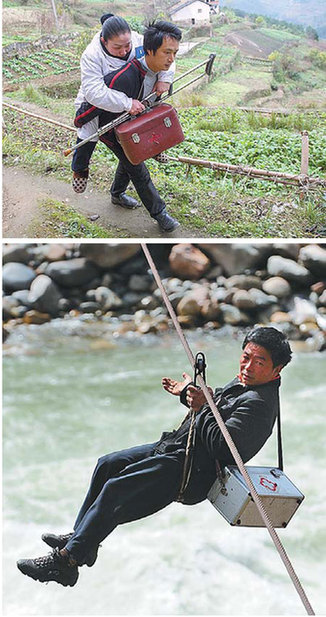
[74,58,146,141]
[154,377,281,505]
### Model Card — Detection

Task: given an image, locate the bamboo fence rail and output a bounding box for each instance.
[3,101,325,189]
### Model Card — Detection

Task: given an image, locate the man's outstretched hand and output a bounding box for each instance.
[161,372,192,396]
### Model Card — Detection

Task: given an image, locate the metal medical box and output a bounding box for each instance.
[115,103,184,164]
[207,466,304,528]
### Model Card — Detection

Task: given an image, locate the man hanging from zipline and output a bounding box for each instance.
[17,326,292,587]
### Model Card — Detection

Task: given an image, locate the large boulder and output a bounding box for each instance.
[168,244,210,279]
[79,244,140,269]
[273,243,300,260]
[267,255,313,285]
[28,275,63,316]
[2,244,33,264]
[45,258,99,287]
[299,245,326,277]
[198,244,270,276]
[3,262,36,291]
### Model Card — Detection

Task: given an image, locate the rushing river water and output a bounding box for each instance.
[2,321,326,616]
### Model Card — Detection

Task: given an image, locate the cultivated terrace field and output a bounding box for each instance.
[2,0,326,238]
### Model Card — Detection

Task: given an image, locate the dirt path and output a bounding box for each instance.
[2,166,198,239]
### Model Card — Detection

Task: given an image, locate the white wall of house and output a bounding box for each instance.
[171,1,211,24]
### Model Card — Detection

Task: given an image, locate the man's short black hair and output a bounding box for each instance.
[242,326,292,368]
[143,21,182,55]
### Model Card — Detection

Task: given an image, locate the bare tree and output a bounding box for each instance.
[49,0,59,30]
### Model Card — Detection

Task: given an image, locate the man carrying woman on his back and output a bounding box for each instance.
[72,14,182,232]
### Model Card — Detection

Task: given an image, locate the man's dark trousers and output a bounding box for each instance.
[65,442,185,564]
[72,139,166,218]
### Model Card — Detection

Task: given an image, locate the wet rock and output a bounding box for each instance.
[270,311,292,324]
[205,264,223,279]
[176,287,209,318]
[310,281,325,295]
[10,305,29,318]
[12,289,34,308]
[219,303,250,325]
[28,275,62,316]
[128,274,153,292]
[23,310,51,325]
[248,288,278,308]
[45,258,99,288]
[262,276,291,298]
[232,290,256,310]
[101,273,113,287]
[3,296,20,320]
[3,244,32,264]
[267,255,313,285]
[94,286,123,310]
[3,262,37,291]
[318,290,326,306]
[79,302,102,313]
[290,297,318,326]
[139,295,160,311]
[273,243,300,260]
[79,244,140,269]
[200,295,221,321]
[199,244,270,276]
[225,274,262,290]
[210,288,228,303]
[299,245,326,277]
[169,244,210,279]
[122,291,144,307]
[32,244,68,263]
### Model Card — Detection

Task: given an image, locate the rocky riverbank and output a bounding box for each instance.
[3,243,326,351]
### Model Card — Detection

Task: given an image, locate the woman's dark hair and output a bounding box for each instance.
[100,14,131,41]
[242,326,292,368]
[143,20,182,55]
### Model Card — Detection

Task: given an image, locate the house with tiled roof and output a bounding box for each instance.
[169,0,219,26]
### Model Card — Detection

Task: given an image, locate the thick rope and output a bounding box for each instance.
[141,243,315,616]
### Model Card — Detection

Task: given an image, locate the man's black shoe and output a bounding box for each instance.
[111,193,141,209]
[17,548,79,587]
[42,532,98,567]
[155,211,180,232]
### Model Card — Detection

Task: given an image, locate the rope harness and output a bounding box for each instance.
[177,352,207,502]
[141,243,315,616]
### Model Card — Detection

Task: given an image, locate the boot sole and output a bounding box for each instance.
[17,562,78,587]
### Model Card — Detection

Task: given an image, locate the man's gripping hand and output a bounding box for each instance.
[130,99,145,115]
[186,384,214,412]
[162,372,192,396]
[153,81,170,97]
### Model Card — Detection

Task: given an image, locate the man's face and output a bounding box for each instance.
[102,32,132,58]
[146,36,179,72]
[239,342,282,386]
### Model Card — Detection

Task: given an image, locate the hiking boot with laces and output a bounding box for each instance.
[17,548,79,587]
[42,532,98,567]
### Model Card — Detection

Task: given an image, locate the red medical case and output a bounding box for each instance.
[114,103,184,165]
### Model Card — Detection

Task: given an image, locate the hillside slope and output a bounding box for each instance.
[223,0,326,38]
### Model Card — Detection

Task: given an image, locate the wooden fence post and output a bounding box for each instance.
[301,131,309,175]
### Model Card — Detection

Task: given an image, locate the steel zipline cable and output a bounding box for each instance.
[141,243,315,616]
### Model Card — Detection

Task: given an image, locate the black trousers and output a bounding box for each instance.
[65,442,185,564]
[72,138,166,217]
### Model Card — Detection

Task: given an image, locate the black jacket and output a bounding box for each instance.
[74,58,146,136]
[155,377,280,504]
